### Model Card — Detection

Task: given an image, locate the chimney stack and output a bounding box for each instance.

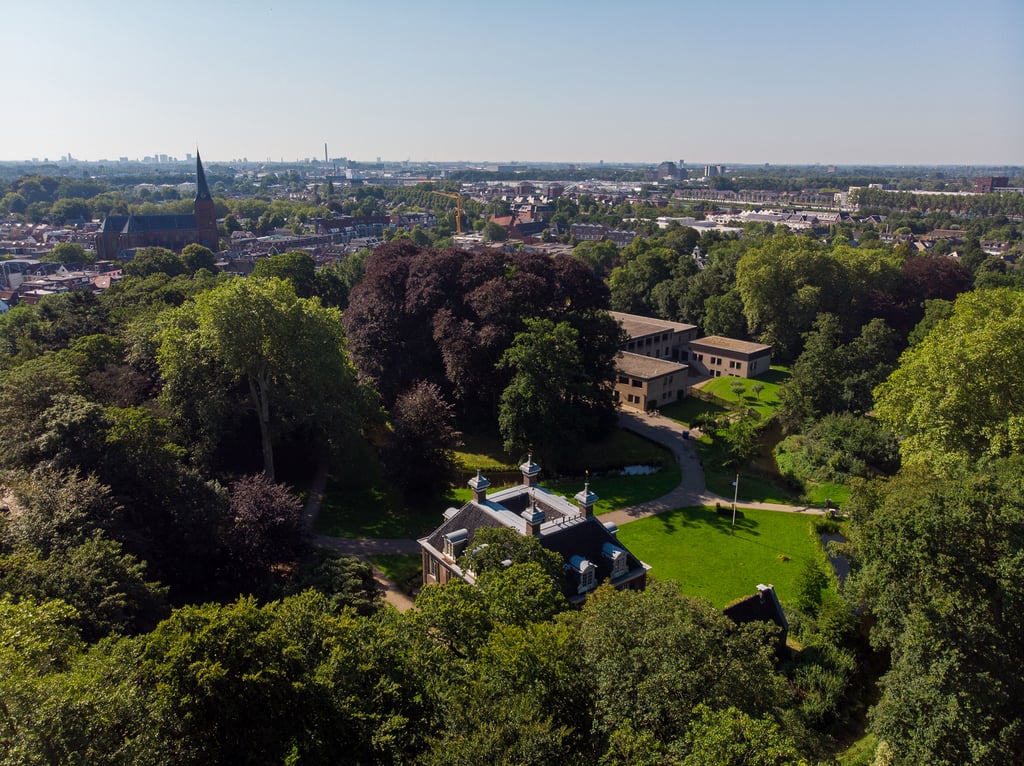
[520,453,541,487]
[522,496,545,536]
[575,476,598,518]
[468,469,490,503]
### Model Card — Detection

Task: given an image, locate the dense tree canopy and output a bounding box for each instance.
[847,457,1024,765]
[735,238,900,361]
[498,316,620,468]
[343,242,619,439]
[156,277,368,481]
[874,288,1024,471]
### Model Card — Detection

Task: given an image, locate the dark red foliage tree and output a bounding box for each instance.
[228,474,305,573]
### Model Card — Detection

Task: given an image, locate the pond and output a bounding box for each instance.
[621,465,661,476]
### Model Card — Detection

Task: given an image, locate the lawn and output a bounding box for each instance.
[615,505,826,609]
[454,432,518,472]
[660,396,728,425]
[455,427,672,474]
[801,480,850,507]
[370,553,423,595]
[445,461,681,516]
[697,366,790,420]
[314,484,439,539]
[547,463,681,515]
[694,434,800,504]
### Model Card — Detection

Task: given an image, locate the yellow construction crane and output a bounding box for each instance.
[431,190,463,235]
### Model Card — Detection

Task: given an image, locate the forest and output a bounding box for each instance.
[1,221,1022,764]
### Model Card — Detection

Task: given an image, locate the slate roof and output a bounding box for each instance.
[723,586,788,630]
[421,501,507,553]
[542,516,646,588]
[99,216,129,234]
[123,214,198,234]
[723,584,789,657]
[419,479,649,602]
[194,152,212,202]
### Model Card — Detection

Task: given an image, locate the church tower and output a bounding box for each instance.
[193,152,219,251]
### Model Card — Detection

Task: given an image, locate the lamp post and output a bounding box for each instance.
[731,473,739,529]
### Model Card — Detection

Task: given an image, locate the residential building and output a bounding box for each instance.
[609,310,772,397]
[686,336,772,378]
[419,458,650,605]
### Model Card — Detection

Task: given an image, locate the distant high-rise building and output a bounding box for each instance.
[656,161,679,180]
[974,176,1009,193]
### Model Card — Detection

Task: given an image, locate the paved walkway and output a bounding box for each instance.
[602,410,824,526]
[313,534,420,611]
[307,409,822,611]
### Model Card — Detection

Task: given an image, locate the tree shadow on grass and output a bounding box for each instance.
[662,397,728,425]
[652,506,762,538]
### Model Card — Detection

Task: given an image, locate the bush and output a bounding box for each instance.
[813,518,840,535]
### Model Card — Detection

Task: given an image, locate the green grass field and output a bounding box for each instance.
[455,428,673,474]
[314,485,439,539]
[370,553,423,594]
[698,367,789,420]
[445,461,681,517]
[615,505,825,608]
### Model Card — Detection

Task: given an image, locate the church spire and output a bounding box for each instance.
[194,151,212,203]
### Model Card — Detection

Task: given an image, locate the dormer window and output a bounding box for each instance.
[442,528,469,561]
[603,542,629,579]
[569,555,597,594]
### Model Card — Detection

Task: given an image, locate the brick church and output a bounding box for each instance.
[95,153,219,259]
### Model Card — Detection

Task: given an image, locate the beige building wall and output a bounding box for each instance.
[615,352,688,411]
[688,336,772,378]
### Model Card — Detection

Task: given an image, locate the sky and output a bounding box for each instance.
[3,0,1022,165]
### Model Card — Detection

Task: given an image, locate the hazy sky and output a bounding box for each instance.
[5,0,1022,165]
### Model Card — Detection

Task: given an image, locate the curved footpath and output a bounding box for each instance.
[307,409,823,610]
[603,410,824,526]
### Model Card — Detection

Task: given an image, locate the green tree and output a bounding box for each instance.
[283,549,381,616]
[157,277,366,481]
[578,581,791,758]
[874,288,1024,471]
[252,250,317,297]
[847,458,1024,764]
[498,317,614,469]
[735,238,899,361]
[482,220,509,242]
[477,562,567,626]
[179,243,217,275]
[572,239,619,278]
[123,246,186,278]
[458,527,564,584]
[0,595,86,762]
[679,704,806,765]
[42,242,93,265]
[703,289,747,338]
[0,535,168,641]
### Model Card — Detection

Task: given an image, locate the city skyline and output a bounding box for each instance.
[4,0,1022,166]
